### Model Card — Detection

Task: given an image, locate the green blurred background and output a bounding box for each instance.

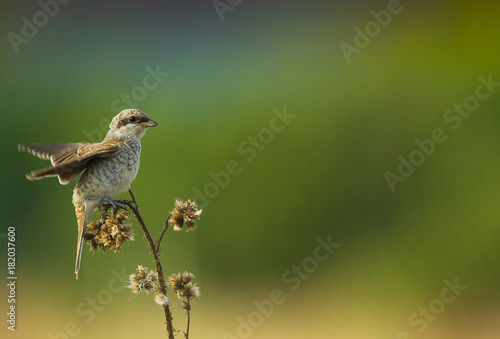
[1,0,500,338]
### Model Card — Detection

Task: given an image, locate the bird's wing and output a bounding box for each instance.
[18,143,85,164]
[19,140,124,185]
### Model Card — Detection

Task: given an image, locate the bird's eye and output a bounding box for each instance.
[129,116,137,123]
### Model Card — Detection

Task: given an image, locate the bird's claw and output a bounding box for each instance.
[117,199,136,207]
[99,198,128,214]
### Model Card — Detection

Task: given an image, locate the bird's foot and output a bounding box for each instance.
[116,199,137,209]
[99,197,128,214]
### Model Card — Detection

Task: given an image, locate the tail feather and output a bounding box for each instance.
[74,203,88,279]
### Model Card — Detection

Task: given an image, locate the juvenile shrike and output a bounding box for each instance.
[19,109,157,279]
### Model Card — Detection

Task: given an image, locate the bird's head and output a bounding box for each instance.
[109,109,158,139]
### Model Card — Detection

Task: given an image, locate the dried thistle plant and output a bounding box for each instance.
[128,265,159,294]
[154,290,169,306]
[84,209,134,252]
[168,271,200,338]
[92,194,203,339]
[168,271,201,300]
[169,199,202,231]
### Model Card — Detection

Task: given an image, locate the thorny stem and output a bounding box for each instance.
[184,299,191,339]
[156,215,171,252]
[120,190,175,339]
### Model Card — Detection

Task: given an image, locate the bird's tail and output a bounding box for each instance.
[74,202,89,279]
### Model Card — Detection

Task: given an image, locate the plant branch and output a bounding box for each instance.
[120,191,175,339]
[156,215,171,252]
[127,189,139,208]
[184,299,191,339]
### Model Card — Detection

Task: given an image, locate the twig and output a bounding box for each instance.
[184,299,191,339]
[128,189,139,208]
[120,191,176,339]
[156,215,171,252]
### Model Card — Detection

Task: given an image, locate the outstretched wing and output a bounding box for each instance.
[19,143,84,163]
[19,140,123,185]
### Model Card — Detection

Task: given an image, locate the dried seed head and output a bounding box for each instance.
[154,290,169,306]
[168,271,200,300]
[128,265,159,294]
[176,284,200,299]
[168,199,202,231]
[188,285,201,299]
[87,221,100,231]
[85,210,134,252]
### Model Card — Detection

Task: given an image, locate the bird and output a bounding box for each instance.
[19,109,158,279]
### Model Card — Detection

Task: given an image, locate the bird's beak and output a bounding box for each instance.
[141,119,158,127]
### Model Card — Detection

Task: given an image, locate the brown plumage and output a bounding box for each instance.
[19,109,158,278]
[19,142,122,184]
